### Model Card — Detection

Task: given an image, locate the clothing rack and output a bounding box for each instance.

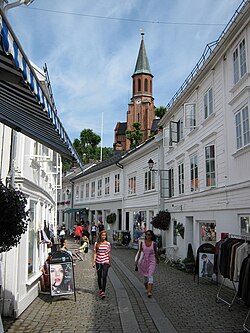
[216,234,250,311]
[243,309,250,332]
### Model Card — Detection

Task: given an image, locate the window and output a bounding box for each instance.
[75,186,79,201]
[86,183,89,198]
[138,78,141,91]
[144,171,155,191]
[91,181,95,198]
[190,154,198,192]
[170,118,183,145]
[145,78,148,92]
[235,105,250,150]
[233,38,247,84]
[200,222,216,243]
[184,103,197,129]
[204,88,213,119]
[28,201,36,276]
[178,163,184,194]
[128,176,136,195]
[105,177,110,195]
[97,179,102,197]
[80,184,84,199]
[115,174,120,193]
[240,215,250,235]
[169,168,174,198]
[205,145,216,187]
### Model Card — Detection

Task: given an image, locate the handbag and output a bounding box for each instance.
[84,246,88,253]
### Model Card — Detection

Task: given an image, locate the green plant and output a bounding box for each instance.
[151,210,171,230]
[106,213,116,224]
[0,181,30,253]
[175,222,185,239]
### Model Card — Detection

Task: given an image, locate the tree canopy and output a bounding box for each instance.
[126,122,143,149]
[62,129,114,172]
[154,106,167,119]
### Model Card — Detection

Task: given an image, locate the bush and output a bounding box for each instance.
[0,181,30,253]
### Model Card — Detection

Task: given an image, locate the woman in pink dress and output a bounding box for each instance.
[135,230,159,298]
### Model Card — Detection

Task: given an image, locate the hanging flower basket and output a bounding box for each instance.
[0,181,30,253]
[106,213,116,224]
[151,210,171,231]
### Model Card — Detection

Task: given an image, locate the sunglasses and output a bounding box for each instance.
[146,233,151,236]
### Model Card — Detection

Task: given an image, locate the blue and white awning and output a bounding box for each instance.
[0,11,83,168]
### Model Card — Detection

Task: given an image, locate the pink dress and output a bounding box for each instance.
[139,241,156,277]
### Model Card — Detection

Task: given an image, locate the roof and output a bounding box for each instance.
[133,33,152,76]
[115,122,127,135]
[151,118,160,133]
[0,12,83,168]
[71,151,125,180]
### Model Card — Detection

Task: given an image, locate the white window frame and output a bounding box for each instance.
[205,145,216,187]
[184,103,197,129]
[91,181,95,198]
[235,105,250,150]
[97,179,102,197]
[178,162,184,195]
[233,38,247,85]
[85,183,89,198]
[144,171,155,191]
[204,87,213,119]
[190,154,198,192]
[105,176,110,195]
[115,174,120,193]
[128,176,136,195]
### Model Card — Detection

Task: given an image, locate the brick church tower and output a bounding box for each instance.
[114,33,156,151]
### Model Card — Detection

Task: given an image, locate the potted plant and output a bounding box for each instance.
[182,243,195,273]
[106,213,116,224]
[175,222,185,239]
[0,181,30,253]
[151,210,171,230]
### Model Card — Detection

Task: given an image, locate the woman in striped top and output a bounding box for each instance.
[92,230,111,299]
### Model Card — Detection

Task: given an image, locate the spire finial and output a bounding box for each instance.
[140,28,144,38]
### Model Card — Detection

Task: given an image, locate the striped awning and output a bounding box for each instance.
[0,11,83,168]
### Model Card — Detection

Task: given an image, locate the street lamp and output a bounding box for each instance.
[148,158,158,172]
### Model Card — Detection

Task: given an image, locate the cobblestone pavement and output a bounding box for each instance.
[2,240,250,333]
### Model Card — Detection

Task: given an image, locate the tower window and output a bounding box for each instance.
[150,80,152,94]
[145,79,148,92]
[138,78,141,92]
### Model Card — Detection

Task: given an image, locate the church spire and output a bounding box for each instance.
[133,32,151,75]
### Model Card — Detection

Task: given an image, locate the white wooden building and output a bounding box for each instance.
[0,11,82,318]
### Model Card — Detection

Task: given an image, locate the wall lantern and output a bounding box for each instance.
[148,158,158,172]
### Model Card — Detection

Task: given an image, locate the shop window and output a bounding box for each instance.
[28,201,37,276]
[240,215,250,235]
[200,222,216,243]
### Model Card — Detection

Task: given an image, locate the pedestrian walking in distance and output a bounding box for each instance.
[135,229,159,298]
[92,230,111,299]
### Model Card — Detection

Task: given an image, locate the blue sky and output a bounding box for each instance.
[6,0,242,148]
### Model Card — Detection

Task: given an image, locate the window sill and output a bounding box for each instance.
[26,272,42,286]
[202,112,216,126]
[230,72,249,94]
[232,144,250,158]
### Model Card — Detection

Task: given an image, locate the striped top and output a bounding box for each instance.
[94,242,111,264]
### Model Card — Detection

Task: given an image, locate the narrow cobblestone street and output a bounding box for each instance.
[2,240,250,333]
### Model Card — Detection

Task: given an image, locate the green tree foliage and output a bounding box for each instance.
[126,122,143,149]
[62,129,115,172]
[154,106,167,119]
